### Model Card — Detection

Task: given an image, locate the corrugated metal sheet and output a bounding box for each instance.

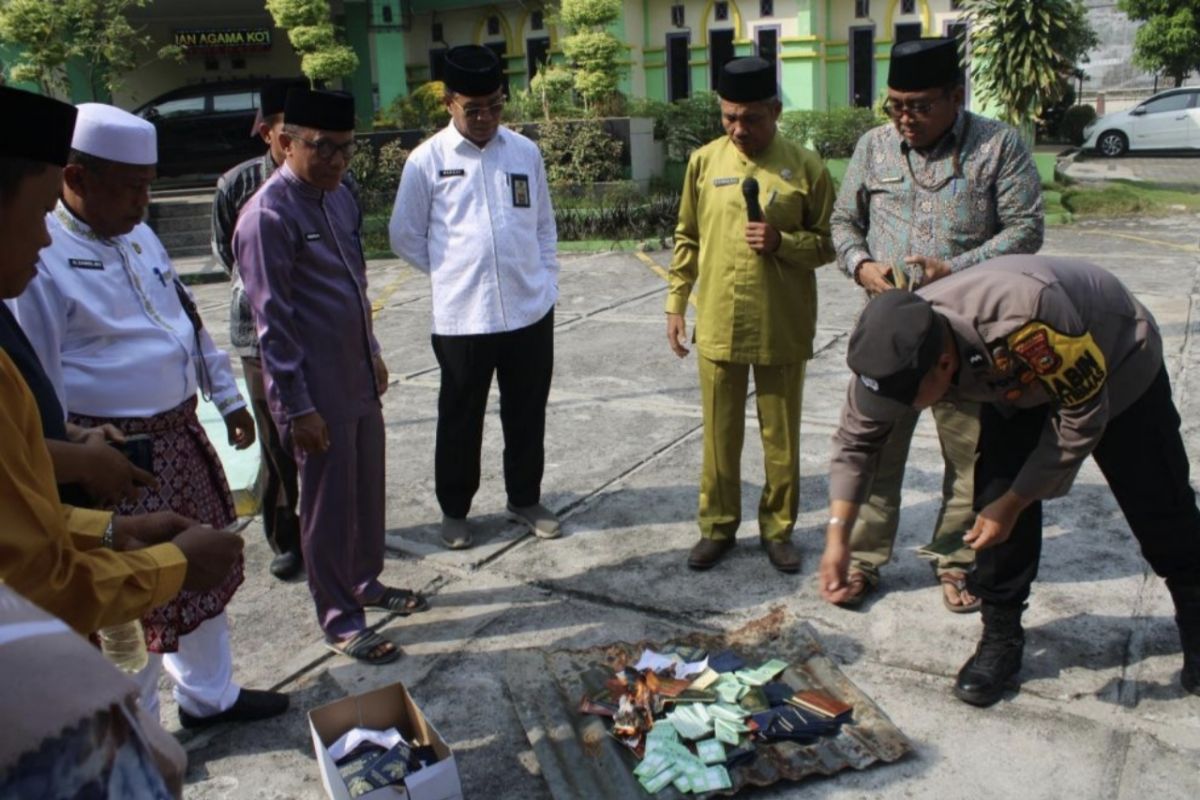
[504,619,911,799]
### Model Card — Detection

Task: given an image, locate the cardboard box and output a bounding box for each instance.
[309,682,464,800]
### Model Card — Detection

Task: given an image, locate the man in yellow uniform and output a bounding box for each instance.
[666,57,835,572]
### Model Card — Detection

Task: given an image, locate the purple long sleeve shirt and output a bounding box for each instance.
[232,163,380,425]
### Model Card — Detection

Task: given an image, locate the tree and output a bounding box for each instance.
[558,0,623,114]
[265,0,358,85]
[0,0,181,99]
[959,0,1088,127]
[1119,1,1200,87]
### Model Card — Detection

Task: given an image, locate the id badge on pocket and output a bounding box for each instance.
[510,173,530,207]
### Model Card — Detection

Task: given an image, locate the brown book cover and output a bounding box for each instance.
[787,690,853,719]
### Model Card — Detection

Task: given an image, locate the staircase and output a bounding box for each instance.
[147,188,217,261]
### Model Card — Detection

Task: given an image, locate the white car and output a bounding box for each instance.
[1081,87,1200,157]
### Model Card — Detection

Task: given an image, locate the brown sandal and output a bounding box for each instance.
[836,570,877,609]
[940,570,982,614]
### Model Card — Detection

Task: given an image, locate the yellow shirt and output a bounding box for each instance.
[0,349,186,635]
[666,134,836,364]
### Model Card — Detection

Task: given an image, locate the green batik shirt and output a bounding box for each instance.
[831,111,1044,281]
[666,135,836,365]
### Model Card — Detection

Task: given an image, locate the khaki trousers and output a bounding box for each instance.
[698,356,806,543]
[848,399,979,579]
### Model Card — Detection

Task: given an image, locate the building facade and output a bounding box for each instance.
[6,1,976,122]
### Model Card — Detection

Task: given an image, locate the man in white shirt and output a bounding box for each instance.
[10,103,287,729]
[390,45,560,550]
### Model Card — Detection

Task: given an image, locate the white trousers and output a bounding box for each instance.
[135,611,242,719]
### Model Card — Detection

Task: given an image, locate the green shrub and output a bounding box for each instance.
[780,107,882,159]
[662,92,724,161]
[1059,104,1096,146]
[554,193,680,241]
[538,119,624,185]
[349,138,409,214]
[386,80,448,133]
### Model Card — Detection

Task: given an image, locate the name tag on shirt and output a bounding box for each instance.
[439,169,465,178]
[305,232,321,241]
[68,258,104,270]
[510,173,530,208]
[712,177,739,187]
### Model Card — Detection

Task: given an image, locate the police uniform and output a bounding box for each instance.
[830,37,1044,596]
[668,58,836,570]
[831,254,1200,704]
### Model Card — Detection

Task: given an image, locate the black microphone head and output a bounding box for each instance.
[742,176,762,222]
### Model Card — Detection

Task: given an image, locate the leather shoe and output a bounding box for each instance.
[269,549,303,580]
[688,538,734,570]
[179,688,289,729]
[763,540,801,574]
[953,603,1025,707]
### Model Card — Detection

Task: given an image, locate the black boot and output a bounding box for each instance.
[953,602,1025,707]
[1167,580,1200,696]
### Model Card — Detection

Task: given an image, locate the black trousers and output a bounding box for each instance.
[242,356,301,555]
[968,367,1200,605]
[431,308,554,519]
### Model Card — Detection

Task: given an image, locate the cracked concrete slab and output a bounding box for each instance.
[172,219,1200,798]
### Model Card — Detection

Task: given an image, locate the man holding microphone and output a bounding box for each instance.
[666,57,835,573]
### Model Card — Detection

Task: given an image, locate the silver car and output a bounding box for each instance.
[1081,87,1200,157]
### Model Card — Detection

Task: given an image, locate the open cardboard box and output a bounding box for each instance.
[309,682,464,800]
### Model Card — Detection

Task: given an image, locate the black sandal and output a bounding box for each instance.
[365,587,429,616]
[325,630,401,665]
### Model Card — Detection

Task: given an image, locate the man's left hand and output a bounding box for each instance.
[964,490,1029,551]
[905,255,952,286]
[224,407,256,450]
[373,353,389,396]
[745,222,781,255]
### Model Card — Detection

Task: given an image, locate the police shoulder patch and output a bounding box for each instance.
[1006,322,1107,407]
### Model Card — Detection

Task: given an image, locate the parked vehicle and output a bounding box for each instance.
[1081,87,1200,157]
[133,80,268,178]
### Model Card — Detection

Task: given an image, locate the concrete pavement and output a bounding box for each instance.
[176,217,1200,799]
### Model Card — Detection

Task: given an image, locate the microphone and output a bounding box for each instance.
[742,177,762,223]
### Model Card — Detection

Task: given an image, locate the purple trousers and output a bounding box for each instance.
[292,408,386,641]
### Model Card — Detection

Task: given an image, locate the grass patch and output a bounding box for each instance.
[1061,181,1200,218]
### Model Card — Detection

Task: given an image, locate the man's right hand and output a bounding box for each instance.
[666,313,690,358]
[80,441,156,507]
[172,526,244,591]
[111,510,194,550]
[855,260,898,295]
[292,411,330,454]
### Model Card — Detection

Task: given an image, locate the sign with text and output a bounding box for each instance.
[173,27,273,56]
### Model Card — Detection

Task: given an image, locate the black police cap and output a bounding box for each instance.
[846,289,945,420]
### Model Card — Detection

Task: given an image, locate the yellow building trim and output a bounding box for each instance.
[782,52,821,60]
[827,39,848,47]
[473,5,516,52]
[781,35,822,44]
[514,4,558,55]
[884,0,934,37]
[700,0,744,39]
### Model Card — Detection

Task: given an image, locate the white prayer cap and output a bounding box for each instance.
[71,103,157,165]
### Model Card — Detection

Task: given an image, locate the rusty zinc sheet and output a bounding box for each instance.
[504,614,911,798]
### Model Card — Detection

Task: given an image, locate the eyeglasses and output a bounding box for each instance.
[452,99,506,121]
[292,135,357,161]
[882,97,942,120]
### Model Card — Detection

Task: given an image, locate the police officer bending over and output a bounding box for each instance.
[818,254,1200,706]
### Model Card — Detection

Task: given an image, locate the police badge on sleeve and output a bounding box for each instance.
[1007,322,1108,407]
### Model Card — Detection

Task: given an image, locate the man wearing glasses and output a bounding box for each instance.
[827,37,1043,611]
[390,45,560,551]
[235,88,428,665]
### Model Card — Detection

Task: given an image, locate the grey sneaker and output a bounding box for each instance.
[440,516,473,550]
[507,502,561,539]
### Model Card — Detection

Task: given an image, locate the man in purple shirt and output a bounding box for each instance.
[233,88,427,665]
